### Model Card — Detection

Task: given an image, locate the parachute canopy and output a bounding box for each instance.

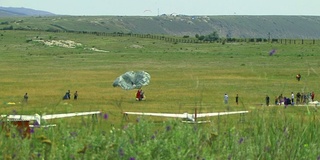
[113,71,151,90]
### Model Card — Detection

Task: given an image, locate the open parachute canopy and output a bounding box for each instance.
[113,71,151,90]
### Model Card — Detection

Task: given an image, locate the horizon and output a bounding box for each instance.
[1,0,320,16]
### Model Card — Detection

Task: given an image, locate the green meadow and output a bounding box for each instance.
[0,30,319,159]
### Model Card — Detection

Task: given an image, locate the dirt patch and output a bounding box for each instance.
[130,44,143,48]
[34,39,109,52]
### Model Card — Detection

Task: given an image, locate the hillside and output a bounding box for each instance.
[1,14,320,39]
[0,6,54,16]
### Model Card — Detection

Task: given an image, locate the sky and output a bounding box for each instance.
[1,0,320,16]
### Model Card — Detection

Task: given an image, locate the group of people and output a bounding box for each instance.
[224,93,239,105]
[224,91,315,107]
[22,90,79,103]
[63,90,78,100]
[274,91,315,106]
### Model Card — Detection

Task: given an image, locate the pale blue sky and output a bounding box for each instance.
[1,0,320,16]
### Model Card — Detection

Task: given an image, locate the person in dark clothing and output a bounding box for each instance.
[67,90,71,99]
[296,74,301,81]
[74,91,78,100]
[23,93,28,103]
[236,94,239,105]
[266,95,270,106]
[296,92,301,105]
[63,90,71,100]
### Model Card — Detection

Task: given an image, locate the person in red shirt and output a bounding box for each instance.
[136,89,145,101]
[136,89,141,101]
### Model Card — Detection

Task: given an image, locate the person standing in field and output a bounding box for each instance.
[67,90,71,99]
[284,97,288,108]
[136,89,141,101]
[278,94,283,105]
[302,93,307,104]
[296,92,301,105]
[140,89,145,100]
[291,92,294,105]
[74,91,78,100]
[23,93,28,103]
[236,94,239,105]
[266,95,270,106]
[63,90,71,100]
[296,74,301,81]
[224,93,228,104]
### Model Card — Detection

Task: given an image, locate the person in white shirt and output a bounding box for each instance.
[224,93,228,104]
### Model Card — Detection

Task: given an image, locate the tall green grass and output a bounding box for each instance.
[1,109,319,159]
[0,30,319,159]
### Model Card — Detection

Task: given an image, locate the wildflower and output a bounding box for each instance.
[5,132,10,137]
[70,131,78,137]
[30,154,36,159]
[12,110,17,115]
[129,157,136,160]
[166,125,171,131]
[123,125,128,130]
[209,132,218,141]
[283,126,289,136]
[37,153,41,158]
[103,113,108,120]
[108,143,116,148]
[70,154,75,160]
[4,154,11,159]
[151,135,156,140]
[30,128,35,134]
[119,148,125,157]
[130,139,134,144]
[12,153,16,159]
[33,121,40,127]
[238,137,244,144]
[193,126,198,131]
[264,146,270,152]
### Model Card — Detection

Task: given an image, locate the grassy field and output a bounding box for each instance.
[0,30,319,159]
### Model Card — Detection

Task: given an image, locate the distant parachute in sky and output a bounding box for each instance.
[143,10,152,13]
[113,71,151,90]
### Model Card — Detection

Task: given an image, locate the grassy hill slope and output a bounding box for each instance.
[1,15,320,39]
[0,6,55,16]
